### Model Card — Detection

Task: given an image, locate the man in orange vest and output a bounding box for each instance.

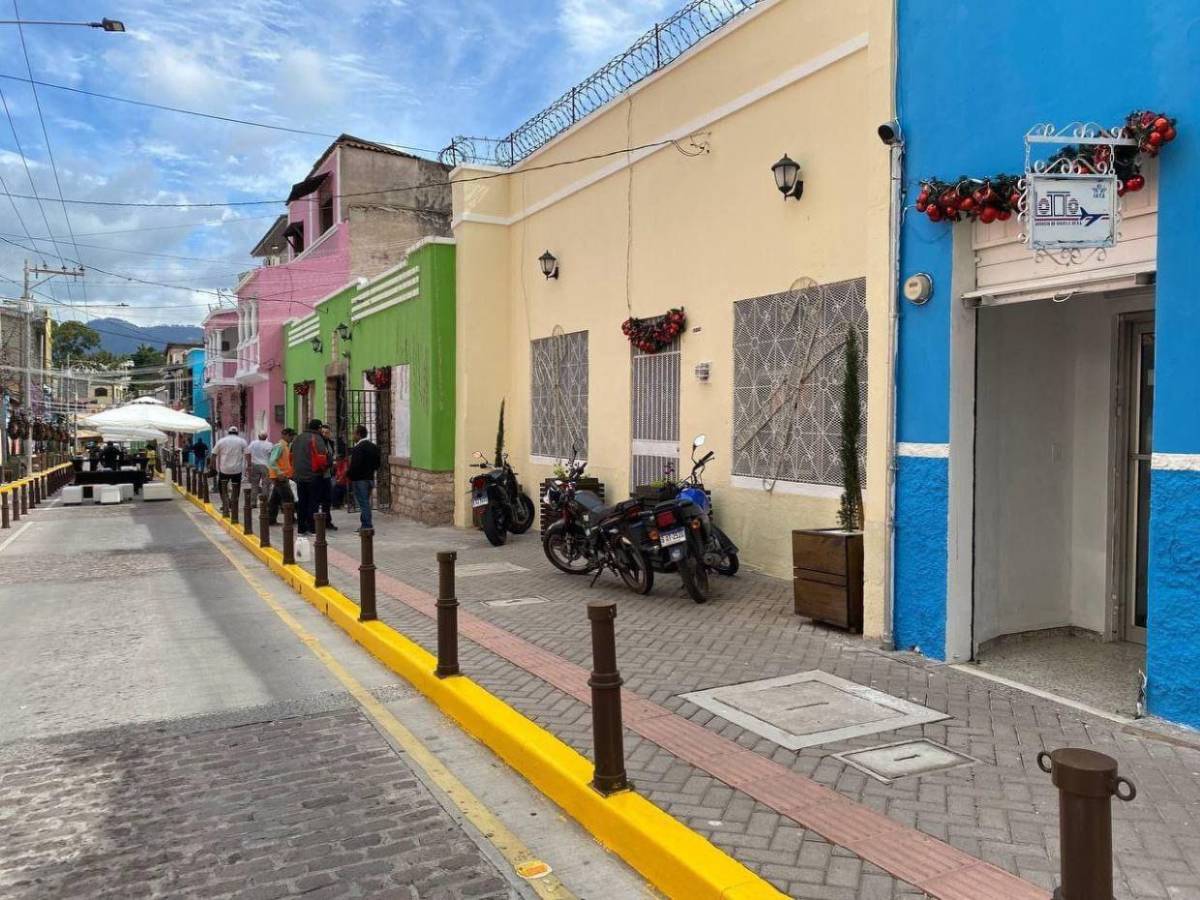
[266,427,296,526]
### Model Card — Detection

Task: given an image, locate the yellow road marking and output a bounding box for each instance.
[181,504,577,900]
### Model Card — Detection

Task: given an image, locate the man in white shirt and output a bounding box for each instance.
[245,431,274,502]
[212,426,249,509]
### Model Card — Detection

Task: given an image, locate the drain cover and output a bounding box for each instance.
[834,739,976,784]
[484,596,550,608]
[679,671,948,750]
[456,562,529,577]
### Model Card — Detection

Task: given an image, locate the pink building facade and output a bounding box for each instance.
[204,134,450,439]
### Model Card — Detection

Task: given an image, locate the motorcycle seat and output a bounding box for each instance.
[575,491,619,522]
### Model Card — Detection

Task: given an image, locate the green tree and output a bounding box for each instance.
[837,326,864,532]
[130,344,166,368]
[52,320,101,366]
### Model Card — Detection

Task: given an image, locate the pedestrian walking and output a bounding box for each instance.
[245,431,274,502]
[191,437,208,471]
[348,425,381,532]
[318,424,339,530]
[267,427,296,525]
[212,427,248,508]
[290,419,331,536]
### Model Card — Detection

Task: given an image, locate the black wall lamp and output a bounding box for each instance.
[310,336,323,353]
[336,322,352,341]
[771,154,804,200]
[538,250,559,280]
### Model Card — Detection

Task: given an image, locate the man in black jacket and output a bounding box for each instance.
[347,425,381,531]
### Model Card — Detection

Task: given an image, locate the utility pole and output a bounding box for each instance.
[22,261,84,475]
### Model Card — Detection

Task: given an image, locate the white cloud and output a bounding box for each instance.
[557,0,672,57]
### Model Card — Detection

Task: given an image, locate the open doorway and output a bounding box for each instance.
[970,289,1153,717]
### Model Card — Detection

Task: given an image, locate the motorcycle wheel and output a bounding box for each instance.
[679,539,710,603]
[615,542,654,595]
[715,552,740,577]
[543,521,592,574]
[508,493,536,534]
[481,505,508,546]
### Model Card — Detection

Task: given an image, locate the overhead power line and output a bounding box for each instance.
[0,72,439,156]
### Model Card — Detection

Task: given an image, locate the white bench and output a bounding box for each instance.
[97,484,123,505]
[119,483,135,502]
[61,485,84,505]
[142,482,172,502]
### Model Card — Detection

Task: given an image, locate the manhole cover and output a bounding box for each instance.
[679,671,948,750]
[834,739,976,784]
[484,596,550,608]
[456,562,529,578]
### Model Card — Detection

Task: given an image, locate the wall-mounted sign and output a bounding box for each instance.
[1027,174,1116,250]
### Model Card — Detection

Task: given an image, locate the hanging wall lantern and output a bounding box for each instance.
[771,154,804,200]
[310,336,323,353]
[538,250,559,280]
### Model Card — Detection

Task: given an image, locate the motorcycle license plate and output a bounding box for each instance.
[660,527,687,547]
[471,493,489,508]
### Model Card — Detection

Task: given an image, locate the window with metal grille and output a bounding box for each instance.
[732,277,867,488]
[530,331,588,458]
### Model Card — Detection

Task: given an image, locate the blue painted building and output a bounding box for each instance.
[894,1,1200,726]
[188,347,211,454]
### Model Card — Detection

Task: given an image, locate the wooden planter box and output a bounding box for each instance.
[539,477,604,535]
[792,529,863,633]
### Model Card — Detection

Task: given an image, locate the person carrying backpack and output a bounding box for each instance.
[266,427,296,526]
[289,419,331,536]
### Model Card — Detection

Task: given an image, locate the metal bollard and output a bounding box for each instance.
[12,486,21,521]
[20,483,28,516]
[1,492,8,528]
[30,477,39,508]
[230,484,240,525]
[259,494,271,548]
[282,501,296,564]
[435,551,460,678]
[587,599,629,795]
[1038,748,1136,900]
[358,528,376,622]
[314,512,329,587]
[220,479,231,518]
[243,489,254,536]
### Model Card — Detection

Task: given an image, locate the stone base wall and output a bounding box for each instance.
[389,460,454,525]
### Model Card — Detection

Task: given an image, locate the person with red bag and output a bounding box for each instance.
[289,419,332,536]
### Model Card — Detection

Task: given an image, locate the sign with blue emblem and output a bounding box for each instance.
[1028,174,1117,249]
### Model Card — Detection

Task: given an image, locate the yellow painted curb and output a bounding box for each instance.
[178,484,786,900]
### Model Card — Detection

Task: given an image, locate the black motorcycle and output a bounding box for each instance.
[636,435,739,603]
[469,450,535,546]
[542,457,654,595]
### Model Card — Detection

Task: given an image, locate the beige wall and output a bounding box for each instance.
[453,0,895,637]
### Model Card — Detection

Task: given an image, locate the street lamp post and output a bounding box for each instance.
[0,18,126,31]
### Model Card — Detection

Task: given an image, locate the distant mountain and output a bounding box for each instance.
[87,318,204,355]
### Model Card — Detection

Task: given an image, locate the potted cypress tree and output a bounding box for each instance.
[791,326,865,632]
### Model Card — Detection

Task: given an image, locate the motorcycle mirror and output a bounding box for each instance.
[473,450,485,460]
[693,434,707,448]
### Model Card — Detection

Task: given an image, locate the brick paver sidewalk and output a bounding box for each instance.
[311,513,1200,900]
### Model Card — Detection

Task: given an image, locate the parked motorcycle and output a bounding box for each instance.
[542,456,654,595]
[636,435,739,603]
[469,450,535,546]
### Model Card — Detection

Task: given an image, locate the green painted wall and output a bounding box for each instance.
[282,241,456,472]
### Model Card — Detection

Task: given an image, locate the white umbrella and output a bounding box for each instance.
[101,426,169,443]
[83,404,212,435]
[129,396,166,405]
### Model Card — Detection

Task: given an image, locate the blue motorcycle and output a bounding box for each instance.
[636,435,739,603]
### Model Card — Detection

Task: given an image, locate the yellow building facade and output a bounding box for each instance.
[452,0,895,638]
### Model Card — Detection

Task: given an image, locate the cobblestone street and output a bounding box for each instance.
[0,497,646,900]
[310,510,1200,900]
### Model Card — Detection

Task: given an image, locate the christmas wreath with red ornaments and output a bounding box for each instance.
[293,382,310,397]
[917,110,1176,225]
[621,308,686,354]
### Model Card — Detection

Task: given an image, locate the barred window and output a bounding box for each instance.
[732,277,867,487]
[531,330,588,458]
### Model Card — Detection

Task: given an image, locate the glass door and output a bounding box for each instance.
[1123,321,1154,644]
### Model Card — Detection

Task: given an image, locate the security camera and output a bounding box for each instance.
[877,120,902,146]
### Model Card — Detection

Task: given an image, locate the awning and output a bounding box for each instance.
[286,172,329,203]
[963,263,1155,308]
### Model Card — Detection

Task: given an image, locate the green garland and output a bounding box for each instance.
[918,109,1177,224]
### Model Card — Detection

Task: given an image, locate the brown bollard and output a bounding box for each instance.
[230,484,240,525]
[20,483,28,515]
[281,502,296,565]
[259,494,271,548]
[313,512,329,587]
[2,492,9,528]
[12,486,21,521]
[358,528,377,622]
[243,489,254,536]
[30,477,39,508]
[435,551,460,678]
[587,599,629,795]
[1038,748,1136,900]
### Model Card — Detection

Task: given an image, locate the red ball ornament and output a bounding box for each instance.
[978,206,998,224]
[916,201,928,212]
[1154,116,1169,131]
[1009,191,1022,207]
[1126,174,1145,192]
[927,206,943,222]
[959,196,975,211]
[1141,112,1154,127]
[997,209,1012,222]
[1163,126,1177,142]
[1148,131,1163,146]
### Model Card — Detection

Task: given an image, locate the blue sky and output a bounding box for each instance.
[0,0,673,327]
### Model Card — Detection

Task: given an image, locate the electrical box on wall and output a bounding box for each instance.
[694,362,711,382]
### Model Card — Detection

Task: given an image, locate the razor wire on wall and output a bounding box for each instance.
[441,0,764,168]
